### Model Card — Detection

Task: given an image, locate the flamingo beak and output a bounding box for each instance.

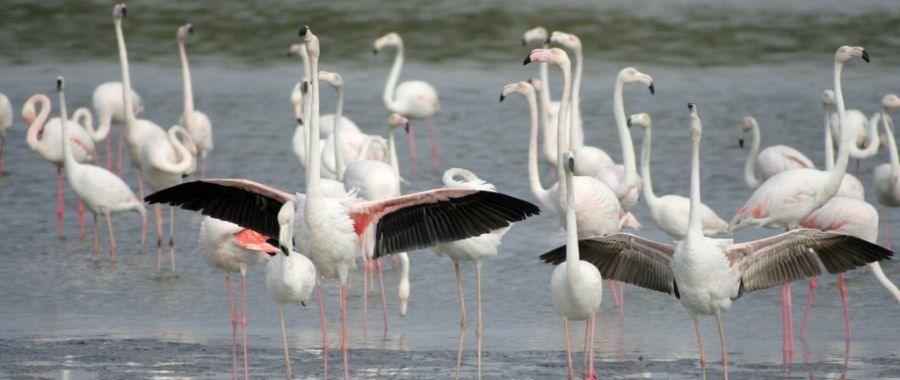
[861,49,870,63]
[648,83,655,95]
[739,139,745,148]
[404,122,410,133]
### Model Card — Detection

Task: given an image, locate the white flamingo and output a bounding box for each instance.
[176,23,213,178]
[730,45,870,362]
[541,103,892,380]
[630,113,728,238]
[147,27,539,379]
[23,94,97,236]
[522,27,564,169]
[0,92,12,172]
[872,93,900,248]
[139,123,197,273]
[738,116,814,188]
[57,76,145,263]
[374,32,441,172]
[820,90,866,200]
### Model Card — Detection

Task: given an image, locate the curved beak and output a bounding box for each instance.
[738,139,745,148]
[626,118,633,128]
[404,122,410,133]
[862,49,870,63]
[648,82,655,95]
[499,93,506,102]
[523,56,532,65]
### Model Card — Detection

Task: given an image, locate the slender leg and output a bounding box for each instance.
[169,206,176,273]
[57,167,64,236]
[155,204,164,273]
[138,175,146,247]
[475,262,483,380]
[241,275,249,380]
[279,305,293,379]
[781,284,788,363]
[837,274,852,343]
[453,261,468,379]
[362,260,369,333]
[406,125,419,174]
[0,136,5,172]
[884,210,891,249]
[608,280,621,308]
[105,134,112,170]
[786,283,794,361]
[619,282,625,310]
[374,258,389,335]
[691,314,707,367]
[104,213,117,262]
[714,311,729,380]
[563,319,574,380]
[77,200,86,237]
[424,118,440,170]
[92,214,99,262]
[340,283,350,379]
[582,322,589,378]
[116,129,124,174]
[316,280,329,378]
[799,277,819,339]
[226,274,238,380]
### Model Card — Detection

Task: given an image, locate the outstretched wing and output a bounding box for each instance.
[540,233,676,294]
[726,229,892,292]
[144,179,296,239]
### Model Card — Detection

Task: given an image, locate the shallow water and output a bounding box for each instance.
[0,0,899,378]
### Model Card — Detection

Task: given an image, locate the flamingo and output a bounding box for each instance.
[374,32,441,172]
[541,103,893,379]
[265,202,316,380]
[730,45,870,362]
[0,92,12,172]
[737,116,815,188]
[522,27,564,169]
[56,76,145,262]
[23,93,98,236]
[139,124,197,273]
[547,31,614,175]
[176,23,214,178]
[873,93,900,248]
[630,113,728,238]
[146,27,540,379]
[820,90,866,200]
[824,90,880,174]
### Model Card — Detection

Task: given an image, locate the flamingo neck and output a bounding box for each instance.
[537,76,554,162]
[823,104,835,170]
[179,39,195,130]
[59,90,78,174]
[74,107,102,142]
[744,121,761,188]
[540,42,550,100]
[639,124,659,205]
[555,60,572,184]
[388,129,400,179]
[115,19,135,127]
[832,61,851,179]
[564,166,581,278]
[25,95,51,154]
[687,135,703,239]
[156,126,195,174]
[298,47,310,81]
[525,90,551,208]
[613,79,637,190]
[306,55,322,198]
[850,111,881,158]
[884,112,899,177]
[383,43,404,112]
[333,86,345,178]
[570,48,584,148]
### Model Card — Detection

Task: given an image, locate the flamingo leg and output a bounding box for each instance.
[92,214,99,262]
[608,280,621,308]
[786,283,794,361]
[226,274,238,380]
[883,210,891,249]
[453,261,468,379]
[138,174,146,247]
[837,274,852,344]
[104,212,117,263]
[374,258,389,335]
[362,260,369,333]
[241,274,249,380]
[0,136,5,172]
[155,204,164,273]
[406,125,419,174]
[105,134,112,170]
[587,314,597,380]
[279,305,293,379]
[715,311,729,380]
[340,283,350,379]
[424,118,440,170]
[316,280,329,378]
[475,262,483,379]
[116,128,124,174]
[691,314,706,368]
[619,282,625,311]
[77,200,86,237]
[799,277,819,339]
[780,284,790,363]
[169,206,176,273]
[582,321,589,377]
[563,319,574,380]
[56,167,64,236]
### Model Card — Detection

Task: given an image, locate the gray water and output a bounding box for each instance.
[0,0,898,378]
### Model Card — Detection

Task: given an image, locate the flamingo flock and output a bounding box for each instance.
[1,5,898,379]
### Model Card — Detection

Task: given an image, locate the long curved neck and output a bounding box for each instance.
[388,129,400,179]
[540,43,550,100]
[525,92,550,206]
[115,18,135,127]
[74,108,101,141]
[570,49,583,147]
[639,125,658,204]
[538,79,554,159]
[613,79,637,189]
[157,127,194,174]
[832,61,851,178]
[556,61,572,182]
[744,123,761,187]
[333,86,345,177]
[306,54,322,198]
[884,112,899,177]
[26,95,51,153]
[686,135,703,239]
[178,38,195,130]
[823,104,835,170]
[59,90,78,174]
[564,166,581,279]
[383,44,404,111]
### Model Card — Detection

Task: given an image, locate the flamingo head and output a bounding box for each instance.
[21,95,40,125]
[298,26,319,58]
[499,81,534,102]
[627,113,651,130]
[113,4,126,20]
[177,23,193,42]
[882,93,900,110]
[373,32,402,54]
[549,31,582,51]
[527,77,543,92]
[835,46,869,63]
[821,89,836,107]
[618,67,655,94]
[522,26,548,46]
[318,70,343,89]
[737,116,756,147]
[688,103,702,139]
[563,151,576,173]
[277,201,296,256]
[388,113,410,132]
[523,48,569,68]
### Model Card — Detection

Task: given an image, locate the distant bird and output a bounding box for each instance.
[522,26,563,169]
[738,116,814,188]
[819,90,865,200]
[374,32,441,172]
[0,92,13,172]
[176,23,214,178]
[541,103,892,380]
[56,76,145,263]
[872,93,900,248]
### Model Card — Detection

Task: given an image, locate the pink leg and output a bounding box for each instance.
[105,213,117,263]
[155,204,164,274]
[374,258,389,334]
[169,207,176,273]
[0,137,5,172]
[618,282,625,312]
[77,200,86,237]
[241,275,249,380]
[424,119,440,170]
[786,283,795,362]
[837,274,852,343]
[608,280,621,308]
[226,274,238,380]
[92,214,99,262]
[781,284,788,363]
[362,261,369,332]
[453,261,467,378]
[116,128,124,174]
[57,167,64,236]
[798,277,818,339]
[340,283,350,379]
[316,281,329,378]
[586,314,597,380]
[475,262,484,379]
[406,126,419,174]
[139,175,147,248]
[563,319,574,380]
[105,135,112,170]
[279,305,293,379]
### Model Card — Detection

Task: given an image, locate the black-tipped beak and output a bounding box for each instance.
[687,103,695,111]
[298,26,309,37]
[121,6,127,17]
[499,93,506,102]
[301,301,307,307]
[372,48,378,55]
[188,26,194,34]
[56,78,62,90]
[296,117,303,125]
[280,244,290,256]
[738,139,744,148]
[404,122,410,133]
[626,118,632,128]
[648,83,655,95]
[523,56,532,65]
[301,81,309,93]
[181,173,189,179]
[862,49,870,63]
